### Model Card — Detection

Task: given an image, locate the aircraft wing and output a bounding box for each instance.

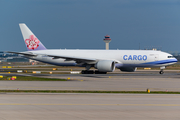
[6,51,37,57]
[6,51,119,64]
[48,55,120,64]
[47,54,97,64]
[6,51,97,64]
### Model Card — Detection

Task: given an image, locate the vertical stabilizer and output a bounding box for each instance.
[19,23,47,51]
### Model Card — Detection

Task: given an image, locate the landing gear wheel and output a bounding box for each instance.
[94,71,107,74]
[159,71,164,74]
[81,70,107,74]
[81,70,94,74]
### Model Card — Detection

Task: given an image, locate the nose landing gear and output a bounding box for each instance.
[159,70,164,74]
[159,66,165,74]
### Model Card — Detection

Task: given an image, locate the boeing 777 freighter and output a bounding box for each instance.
[7,23,177,74]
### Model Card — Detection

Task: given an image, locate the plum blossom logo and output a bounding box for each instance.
[25,35,40,50]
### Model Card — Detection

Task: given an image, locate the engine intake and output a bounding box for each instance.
[95,60,115,72]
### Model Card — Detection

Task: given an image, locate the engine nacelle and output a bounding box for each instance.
[119,67,137,72]
[95,60,115,72]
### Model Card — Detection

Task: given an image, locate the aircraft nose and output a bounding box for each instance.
[175,58,178,62]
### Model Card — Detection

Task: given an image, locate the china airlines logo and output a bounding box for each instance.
[25,35,40,50]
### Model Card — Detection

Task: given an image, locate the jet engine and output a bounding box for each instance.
[95,60,115,72]
[119,67,137,72]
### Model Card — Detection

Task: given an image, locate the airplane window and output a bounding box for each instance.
[168,56,174,58]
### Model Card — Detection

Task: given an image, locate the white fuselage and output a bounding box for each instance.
[25,49,177,68]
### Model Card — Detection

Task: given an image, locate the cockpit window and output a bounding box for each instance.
[168,56,174,58]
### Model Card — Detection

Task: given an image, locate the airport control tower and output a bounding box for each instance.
[103,35,111,50]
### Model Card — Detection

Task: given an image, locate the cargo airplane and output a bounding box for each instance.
[7,23,177,74]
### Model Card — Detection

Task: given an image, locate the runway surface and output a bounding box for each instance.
[1,71,180,120]
[1,93,180,120]
[0,70,180,91]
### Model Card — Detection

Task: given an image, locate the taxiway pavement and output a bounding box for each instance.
[0,70,180,91]
[1,93,180,120]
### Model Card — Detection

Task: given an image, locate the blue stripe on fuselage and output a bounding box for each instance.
[142,58,177,65]
[116,58,177,68]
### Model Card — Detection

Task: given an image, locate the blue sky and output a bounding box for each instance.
[1,0,180,52]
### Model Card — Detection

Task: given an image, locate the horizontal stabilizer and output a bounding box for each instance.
[6,51,37,57]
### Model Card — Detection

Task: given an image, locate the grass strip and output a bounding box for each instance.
[0,90,180,94]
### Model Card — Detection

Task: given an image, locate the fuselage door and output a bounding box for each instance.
[154,54,159,61]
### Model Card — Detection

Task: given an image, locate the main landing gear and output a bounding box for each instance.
[81,70,107,74]
[159,66,165,74]
[81,70,94,74]
[81,65,107,74]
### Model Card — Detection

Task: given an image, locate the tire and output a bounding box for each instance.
[95,71,107,74]
[81,70,94,74]
[159,71,164,74]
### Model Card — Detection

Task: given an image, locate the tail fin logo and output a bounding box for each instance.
[25,35,40,50]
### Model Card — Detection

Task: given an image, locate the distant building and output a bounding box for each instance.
[6,57,29,62]
[0,51,29,62]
